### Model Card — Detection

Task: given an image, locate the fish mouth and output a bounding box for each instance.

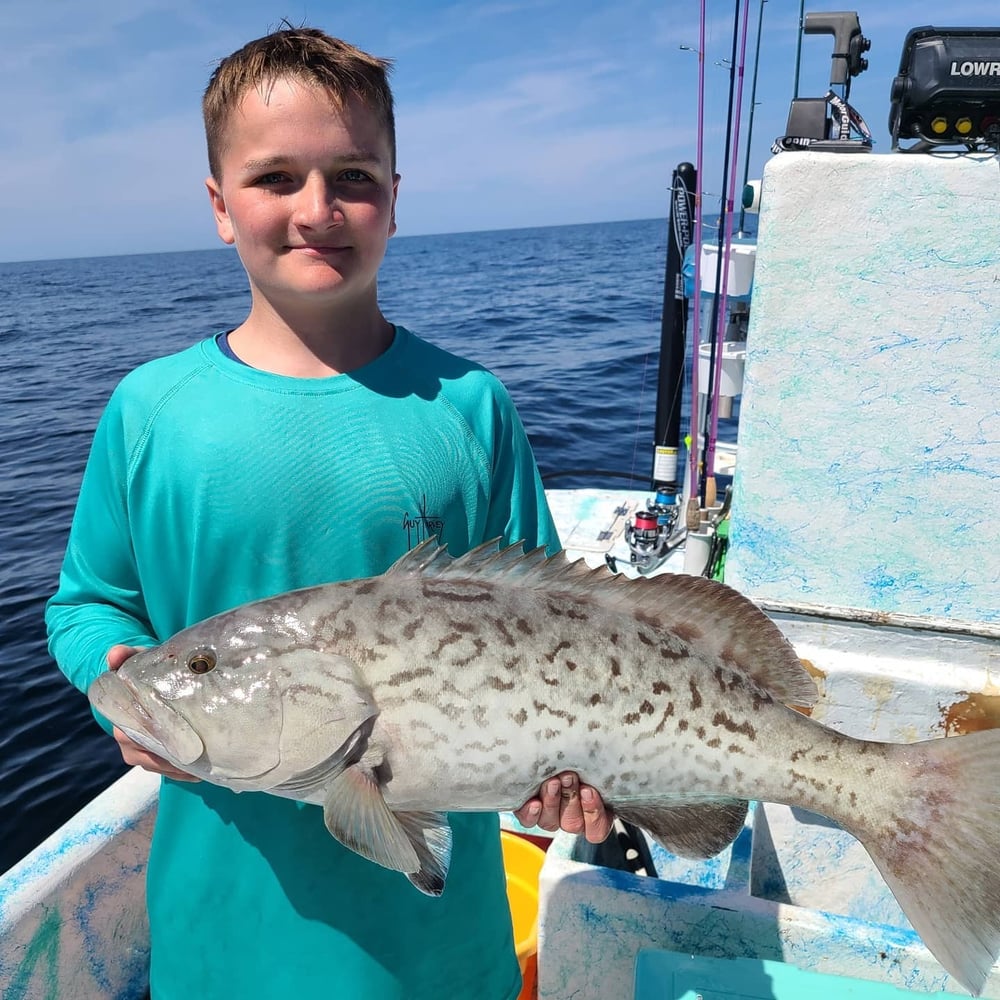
[87,672,205,767]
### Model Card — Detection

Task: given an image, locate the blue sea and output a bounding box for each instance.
[0,217,740,873]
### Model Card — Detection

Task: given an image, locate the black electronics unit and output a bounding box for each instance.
[889,26,1000,148]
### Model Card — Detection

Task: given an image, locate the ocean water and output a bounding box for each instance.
[0,217,739,873]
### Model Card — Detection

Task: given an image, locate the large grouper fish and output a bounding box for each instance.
[88,539,1000,995]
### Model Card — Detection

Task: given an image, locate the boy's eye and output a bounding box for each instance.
[340,169,371,183]
[255,172,289,185]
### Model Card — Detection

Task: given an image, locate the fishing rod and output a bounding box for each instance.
[684,0,708,533]
[699,0,752,509]
[738,0,767,237]
[650,163,696,499]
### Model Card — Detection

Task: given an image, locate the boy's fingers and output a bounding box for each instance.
[536,777,563,831]
[555,772,586,835]
[580,785,614,843]
[112,727,200,782]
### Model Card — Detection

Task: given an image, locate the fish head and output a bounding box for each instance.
[88,600,378,789]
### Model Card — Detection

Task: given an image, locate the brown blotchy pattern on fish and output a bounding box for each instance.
[421,582,494,603]
[673,620,705,643]
[545,641,571,663]
[534,699,577,727]
[712,711,756,741]
[387,667,435,687]
[488,617,517,648]
[452,638,488,668]
[689,679,703,710]
[402,617,424,640]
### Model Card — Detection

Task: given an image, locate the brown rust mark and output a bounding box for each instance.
[940,691,1000,735]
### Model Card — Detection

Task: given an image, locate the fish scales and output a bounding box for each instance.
[88,539,1000,996]
[331,574,836,814]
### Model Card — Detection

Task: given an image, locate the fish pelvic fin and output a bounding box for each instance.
[385,538,816,710]
[846,729,1000,996]
[322,763,452,895]
[614,798,748,859]
[397,811,453,897]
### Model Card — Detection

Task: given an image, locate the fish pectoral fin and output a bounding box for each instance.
[614,798,749,860]
[322,764,453,894]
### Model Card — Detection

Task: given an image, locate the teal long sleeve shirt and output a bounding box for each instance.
[46,327,559,1000]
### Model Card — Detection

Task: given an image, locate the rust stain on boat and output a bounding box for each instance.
[941,691,1000,735]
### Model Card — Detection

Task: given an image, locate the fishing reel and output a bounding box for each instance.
[624,492,680,573]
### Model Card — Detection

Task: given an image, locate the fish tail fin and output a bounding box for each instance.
[849,729,1000,996]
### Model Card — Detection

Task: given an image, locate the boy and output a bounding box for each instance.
[46,26,609,1000]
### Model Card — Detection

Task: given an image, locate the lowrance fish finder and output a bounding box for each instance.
[889,26,1000,150]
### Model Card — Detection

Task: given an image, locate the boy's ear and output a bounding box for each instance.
[205,177,236,246]
[388,173,400,239]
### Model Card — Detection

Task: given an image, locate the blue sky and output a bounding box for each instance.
[3,0,997,261]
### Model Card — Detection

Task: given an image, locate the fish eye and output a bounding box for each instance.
[187,650,217,674]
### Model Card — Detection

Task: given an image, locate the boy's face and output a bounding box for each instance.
[206,78,399,315]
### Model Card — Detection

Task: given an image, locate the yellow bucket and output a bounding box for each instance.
[501,831,547,999]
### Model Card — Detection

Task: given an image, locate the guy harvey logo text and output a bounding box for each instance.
[402,495,444,547]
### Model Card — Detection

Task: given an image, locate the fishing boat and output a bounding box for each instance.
[3,9,1000,1000]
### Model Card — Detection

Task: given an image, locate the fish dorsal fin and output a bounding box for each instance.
[386,539,815,709]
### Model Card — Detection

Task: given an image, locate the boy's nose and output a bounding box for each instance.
[293,175,343,228]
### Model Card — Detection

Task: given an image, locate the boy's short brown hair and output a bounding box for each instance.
[203,26,396,180]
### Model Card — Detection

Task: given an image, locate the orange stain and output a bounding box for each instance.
[940,691,1000,735]
[790,658,825,717]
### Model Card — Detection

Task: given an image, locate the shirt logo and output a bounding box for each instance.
[402,494,444,548]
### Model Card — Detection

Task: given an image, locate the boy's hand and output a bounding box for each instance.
[106,644,201,783]
[514,772,613,843]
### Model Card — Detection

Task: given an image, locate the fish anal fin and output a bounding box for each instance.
[614,798,749,860]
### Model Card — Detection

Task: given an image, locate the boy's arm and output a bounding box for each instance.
[46,400,159,711]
